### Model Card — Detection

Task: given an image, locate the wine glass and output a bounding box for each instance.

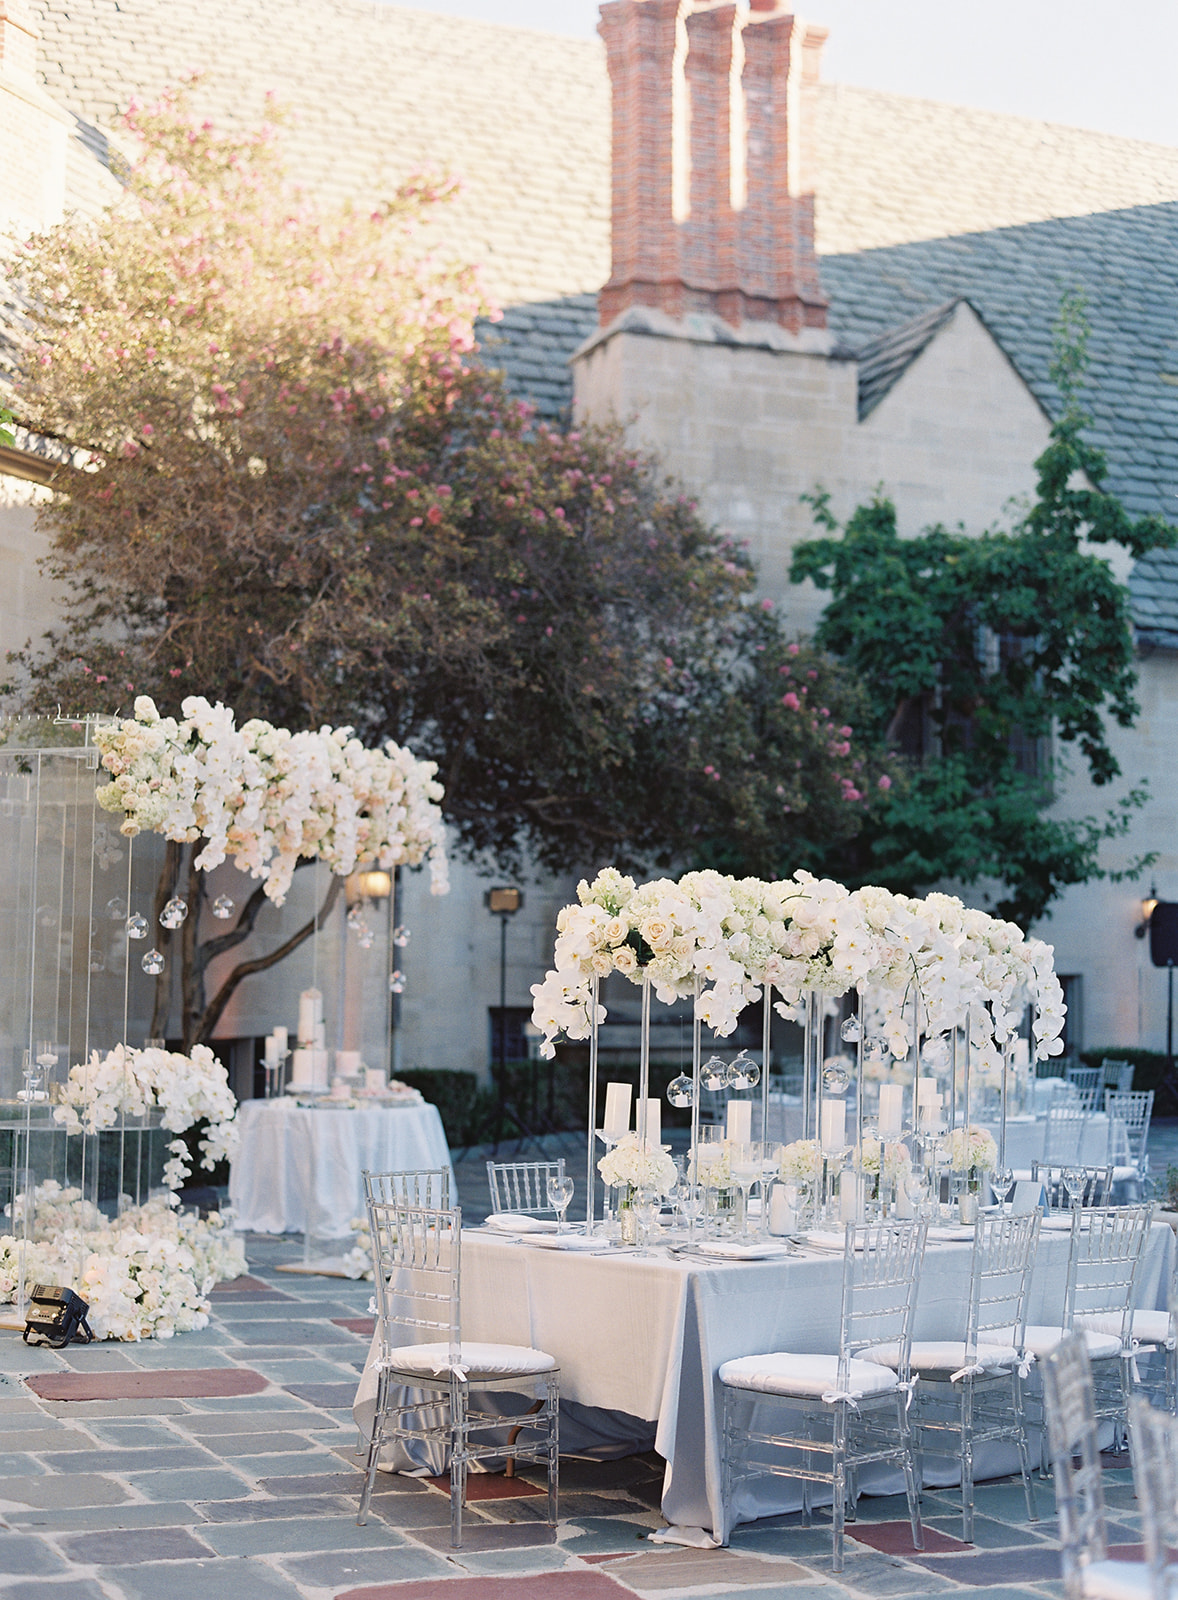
[634,1185,662,1251]
[731,1141,762,1240]
[547,1174,575,1234]
[1062,1166,1085,1211]
[990,1165,1015,1214]
[679,1181,705,1243]
[904,1165,928,1220]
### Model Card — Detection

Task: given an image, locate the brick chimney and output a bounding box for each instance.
[597,0,828,333]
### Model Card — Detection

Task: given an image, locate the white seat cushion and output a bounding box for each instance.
[1002,1325,1123,1361]
[862,1340,1020,1374]
[1080,1557,1153,1600]
[380,1341,557,1380]
[1078,1310,1174,1348]
[718,1351,898,1400]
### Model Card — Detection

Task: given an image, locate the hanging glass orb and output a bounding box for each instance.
[822,1060,851,1096]
[357,929,375,950]
[160,897,188,930]
[728,1050,761,1090]
[389,970,406,994]
[839,1015,862,1044]
[701,1054,729,1091]
[666,1073,695,1109]
[393,925,411,948]
[864,1035,887,1063]
[89,948,106,975]
[126,913,149,940]
[36,904,57,929]
[106,896,127,921]
[141,948,165,975]
[211,894,235,920]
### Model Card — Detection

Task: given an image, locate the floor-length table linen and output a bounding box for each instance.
[353,1221,1173,1542]
[229,1097,454,1239]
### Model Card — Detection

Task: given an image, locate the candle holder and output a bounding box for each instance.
[264,1048,290,1100]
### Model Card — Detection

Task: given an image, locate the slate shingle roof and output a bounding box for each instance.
[855,298,962,420]
[18,0,1178,642]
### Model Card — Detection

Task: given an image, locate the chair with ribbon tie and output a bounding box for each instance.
[719,1219,928,1573]
[356,1199,559,1548]
[863,1209,1042,1543]
[1017,1202,1154,1471]
[1043,1333,1153,1600]
[1128,1393,1178,1600]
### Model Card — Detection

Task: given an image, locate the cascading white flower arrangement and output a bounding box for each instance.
[53,1042,239,1190]
[94,695,449,905]
[1,1183,247,1340]
[530,869,1066,1070]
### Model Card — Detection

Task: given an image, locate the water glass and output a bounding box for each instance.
[990,1166,1015,1213]
[547,1174,575,1233]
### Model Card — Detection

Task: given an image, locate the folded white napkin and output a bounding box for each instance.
[482,1213,559,1234]
[695,1240,791,1261]
[925,1224,977,1242]
[530,1234,609,1251]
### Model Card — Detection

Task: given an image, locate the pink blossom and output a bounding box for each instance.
[878,775,893,792]
[787,643,800,657]
[781,692,800,710]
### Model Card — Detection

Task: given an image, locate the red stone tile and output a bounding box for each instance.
[1110,1543,1147,1560]
[337,1572,628,1600]
[26,1368,269,1402]
[333,1317,376,1336]
[211,1274,283,1294]
[422,1472,545,1500]
[849,1520,965,1555]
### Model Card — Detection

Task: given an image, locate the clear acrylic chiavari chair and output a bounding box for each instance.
[357,1199,559,1548]
[485,1158,566,1215]
[719,1220,928,1572]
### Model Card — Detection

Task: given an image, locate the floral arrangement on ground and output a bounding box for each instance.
[1,1182,247,1340]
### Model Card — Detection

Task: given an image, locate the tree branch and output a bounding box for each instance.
[194,873,342,1044]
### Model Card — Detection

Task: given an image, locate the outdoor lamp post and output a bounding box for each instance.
[485,887,524,1109]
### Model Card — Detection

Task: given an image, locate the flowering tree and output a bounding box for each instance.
[5,91,879,885]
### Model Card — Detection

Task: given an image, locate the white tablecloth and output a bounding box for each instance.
[353,1220,1173,1540]
[229,1097,454,1240]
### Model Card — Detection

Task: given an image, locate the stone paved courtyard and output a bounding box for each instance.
[0,1126,1172,1600]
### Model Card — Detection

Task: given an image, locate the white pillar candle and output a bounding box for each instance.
[839,1171,861,1223]
[272,1026,288,1053]
[896,1177,915,1219]
[726,1099,752,1145]
[603,1082,632,1137]
[820,1098,846,1153]
[878,1083,904,1136]
[644,1098,661,1147]
[919,1091,942,1128]
[298,990,321,1045]
[916,1075,939,1105]
[768,1185,796,1236]
[264,1034,279,1065]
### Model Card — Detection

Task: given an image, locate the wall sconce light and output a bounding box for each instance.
[345,869,393,907]
[1136,884,1159,939]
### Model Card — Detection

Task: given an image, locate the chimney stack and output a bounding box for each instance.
[597,0,828,333]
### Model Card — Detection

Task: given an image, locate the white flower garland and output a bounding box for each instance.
[1,1183,247,1340]
[95,695,449,905]
[53,1043,239,1190]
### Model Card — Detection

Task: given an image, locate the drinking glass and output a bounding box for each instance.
[547,1174,575,1234]
[990,1165,1015,1213]
[634,1185,662,1250]
[904,1165,928,1220]
[731,1141,762,1240]
[1062,1167,1085,1210]
[679,1181,705,1243]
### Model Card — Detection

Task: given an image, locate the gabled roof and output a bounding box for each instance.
[855,298,961,419]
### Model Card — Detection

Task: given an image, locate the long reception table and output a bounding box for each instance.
[353,1220,1174,1542]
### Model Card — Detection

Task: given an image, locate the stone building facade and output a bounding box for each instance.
[3,0,1178,1072]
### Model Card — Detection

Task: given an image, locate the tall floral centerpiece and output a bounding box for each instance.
[91,695,449,1050]
[532,865,1066,1234]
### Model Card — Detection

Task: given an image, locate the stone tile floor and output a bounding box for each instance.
[0,1125,1170,1600]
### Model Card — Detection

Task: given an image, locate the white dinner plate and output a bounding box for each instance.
[528,1234,611,1252]
[693,1240,794,1261]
